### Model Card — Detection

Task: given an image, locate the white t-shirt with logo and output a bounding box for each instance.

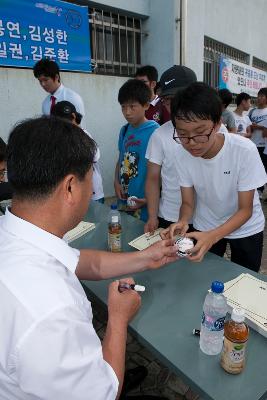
[233,112,251,135]
[249,107,267,147]
[145,120,182,222]
[174,132,266,238]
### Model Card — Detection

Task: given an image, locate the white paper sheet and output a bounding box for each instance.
[64,221,95,243]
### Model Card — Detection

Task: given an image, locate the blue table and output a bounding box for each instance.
[75,201,267,400]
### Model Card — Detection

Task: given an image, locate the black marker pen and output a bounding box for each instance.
[118,282,146,293]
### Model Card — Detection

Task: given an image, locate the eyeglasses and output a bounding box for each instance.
[173,125,215,144]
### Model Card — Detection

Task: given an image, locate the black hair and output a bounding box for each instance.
[171,82,222,126]
[236,92,251,106]
[218,88,232,108]
[258,87,267,97]
[7,116,96,200]
[0,137,7,162]
[135,65,158,82]
[118,79,151,105]
[33,59,60,81]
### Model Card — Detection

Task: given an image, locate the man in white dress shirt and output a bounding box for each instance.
[33,59,86,128]
[0,116,177,400]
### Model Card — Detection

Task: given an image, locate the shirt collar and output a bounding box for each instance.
[52,83,64,98]
[2,208,79,273]
[150,95,160,106]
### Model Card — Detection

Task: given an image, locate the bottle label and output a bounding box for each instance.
[221,337,247,374]
[108,232,121,252]
[201,312,225,331]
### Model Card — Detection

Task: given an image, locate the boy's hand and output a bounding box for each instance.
[142,239,179,269]
[160,221,189,240]
[114,181,126,200]
[185,231,216,262]
[144,217,159,234]
[126,198,146,211]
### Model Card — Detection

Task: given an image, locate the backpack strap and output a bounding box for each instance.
[122,123,130,140]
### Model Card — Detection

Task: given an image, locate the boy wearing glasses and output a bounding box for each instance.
[144,65,197,233]
[162,82,266,272]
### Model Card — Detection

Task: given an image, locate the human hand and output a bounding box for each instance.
[185,230,216,262]
[144,217,159,234]
[142,239,179,269]
[126,197,146,211]
[160,220,189,240]
[114,181,126,200]
[108,278,141,326]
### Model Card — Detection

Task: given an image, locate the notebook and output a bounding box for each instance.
[223,273,267,338]
[64,221,96,243]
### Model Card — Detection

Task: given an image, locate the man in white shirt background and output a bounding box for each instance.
[249,87,267,198]
[33,58,86,128]
[233,92,252,137]
[0,116,177,400]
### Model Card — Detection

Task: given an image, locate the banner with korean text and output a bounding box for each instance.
[219,56,267,97]
[0,0,91,72]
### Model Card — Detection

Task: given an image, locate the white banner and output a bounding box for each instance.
[219,56,267,97]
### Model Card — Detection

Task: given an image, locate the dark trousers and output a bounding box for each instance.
[208,231,263,272]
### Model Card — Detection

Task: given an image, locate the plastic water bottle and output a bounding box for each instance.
[108,204,122,252]
[199,281,228,355]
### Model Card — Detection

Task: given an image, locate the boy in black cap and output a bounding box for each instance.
[144,65,197,233]
[51,101,104,203]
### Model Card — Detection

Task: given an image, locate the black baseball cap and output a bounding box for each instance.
[159,65,197,97]
[51,101,77,117]
[51,101,83,124]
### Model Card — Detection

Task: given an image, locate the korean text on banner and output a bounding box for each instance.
[0,0,91,72]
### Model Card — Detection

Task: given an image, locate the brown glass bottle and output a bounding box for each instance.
[221,308,249,374]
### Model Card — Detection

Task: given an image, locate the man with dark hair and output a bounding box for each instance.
[33,58,85,128]
[218,88,236,133]
[135,65,169,125]
[233,92,252,137]
[114,79,159,221]
[0,116,177,399]
[0,137,12,202]
[162,82,266,272]
[144,65,197,233]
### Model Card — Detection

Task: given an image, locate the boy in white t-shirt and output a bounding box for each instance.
[162,82,266,272]
[233,92,252,137]
[51,101,104,202]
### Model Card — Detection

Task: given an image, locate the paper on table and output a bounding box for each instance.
[223,273,267,338]
[64,221,96,243]
[128,228,164,250]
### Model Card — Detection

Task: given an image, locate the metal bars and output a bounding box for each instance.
[89,8,141,76]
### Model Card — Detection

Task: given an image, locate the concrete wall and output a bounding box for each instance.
[0,68,126,196]
[142,0,181,76]
[186,0,267,79]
